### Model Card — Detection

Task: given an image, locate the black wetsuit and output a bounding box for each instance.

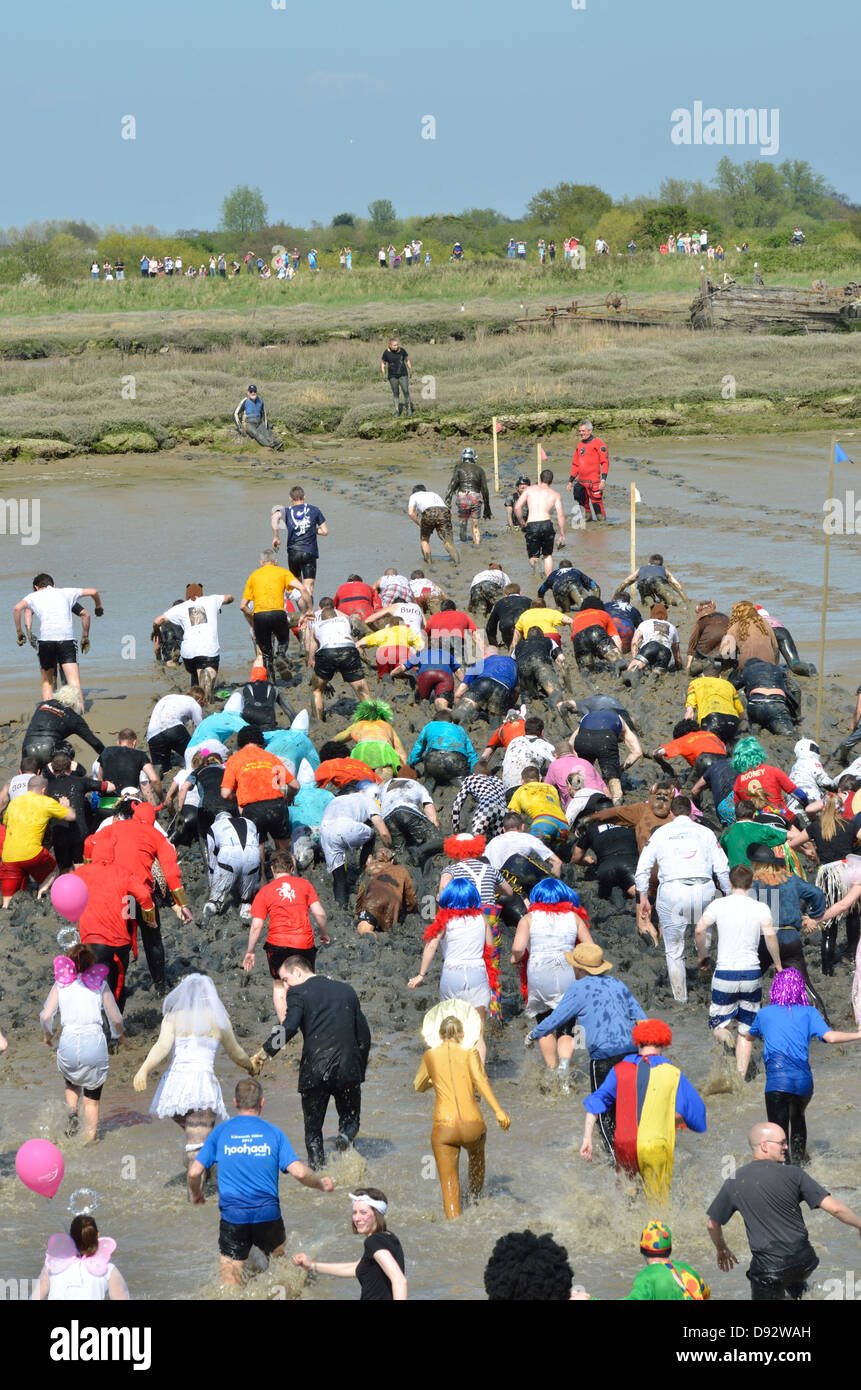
[98,745,150,793]
[22,701,104,767]
[538,567,600,611]
[514,632,562,701]
[44,768,100,869]
[574,820,638,898]
[733,660,800,735]
[486,594,532,647]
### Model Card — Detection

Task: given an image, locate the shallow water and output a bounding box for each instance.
[1,431,860,1302]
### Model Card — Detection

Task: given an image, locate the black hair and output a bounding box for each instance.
[672,718,699,739]
[579,597,606,612]
[237,726,265,749]
[484,1230,574,1301]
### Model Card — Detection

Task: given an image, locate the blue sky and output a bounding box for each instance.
[3,0,853,231]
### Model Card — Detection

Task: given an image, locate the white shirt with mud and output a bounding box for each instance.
[23,587,81,641]
[163,595,226,659]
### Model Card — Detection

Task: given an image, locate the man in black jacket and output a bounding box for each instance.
[445,447,492,545]
[255,957,371,1169]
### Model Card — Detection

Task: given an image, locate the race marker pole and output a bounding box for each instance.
[815,436,837,745]
[536,438,541,483]
[630,482,637,574]
[492,416,500,494]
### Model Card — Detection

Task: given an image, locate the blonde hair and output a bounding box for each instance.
[439,1015,465,1042]
[729,601,772,646]
[52,685,83,713]
[819,794,846,842]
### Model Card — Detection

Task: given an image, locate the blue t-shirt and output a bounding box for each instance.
[289,785,334,829]
[406,648,461,675]
[580,709,623,736]
[263,728,320,769]
[197,1115,298,1224]
[408,721,477,768]
[463,654,517,691]
[283,503,326,556]
[530,975,646,1059]
[748,1004,830,1096]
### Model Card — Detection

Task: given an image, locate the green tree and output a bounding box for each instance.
[526,182,612,229]
[220,185,269,237]
[332,212,355,227]
[635,204,689,246]
[778,160,832,219]
[368,199,398,236]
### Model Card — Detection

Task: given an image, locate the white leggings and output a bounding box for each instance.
[656,880,715,1002]
[320,817,374,871]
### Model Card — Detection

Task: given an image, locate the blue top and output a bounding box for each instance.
[283,503,326,556]
[405,648,461,675]
[748,878,826,929]
[197,1115,299,1223]
[188,711,247,749]
[748,1004,830,1096]
[408,721,477,768]
[539,568,595,597]
[263,728,320,769]
[244,397,265,421]
[463,654,518,690]
[530,975,647,1059]
[579,709,623,735]
[289,785,335,829]
[583,1054,707,1131]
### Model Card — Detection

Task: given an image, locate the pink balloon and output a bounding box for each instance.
[16,1139,65,1199]
[50,874,89,923]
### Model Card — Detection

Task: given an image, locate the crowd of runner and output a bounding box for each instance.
[5,433,861,1302]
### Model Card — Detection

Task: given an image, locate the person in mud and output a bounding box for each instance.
[510,626,576,719]
[625,604,682,681]
[720,601,779,672]
[240,551,311,675]
[686,599,730,674]
[570,793,640,901]
[468,564,510,618]
[485,583,533,649]
[568,598,626,675]
[44,752,110,871]
[514,471,566,577]
[614,554,688,609]
[153,584,234,703]
[566,420,609,521]
[21,687,105,768]
[151,598,183,666]
[407,484,459,565]
[234,384,283,450]
[572,707,642,807]
[754,605,816,678]
[445,447,492,545]
[731,659,802,736]
[834,685,861,767]
[684,673,746,744]
[407,711,478,790]
[505,476,531,530]
[271,485,329,601]
[355,845,419,934]
[746,843,830,1019]
[13,573,105,706]
[690,749,738,826]
[452,649,519,726]
[604,597,642,655]
[652,720,727,780]
[537,559,601,612]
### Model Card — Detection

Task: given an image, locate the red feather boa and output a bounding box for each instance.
[423,907,485,941]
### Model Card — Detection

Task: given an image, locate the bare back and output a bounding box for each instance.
[519,483,561,524]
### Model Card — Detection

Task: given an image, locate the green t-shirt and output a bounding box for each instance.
[625,1260,708,1301]
[719,820,786,869]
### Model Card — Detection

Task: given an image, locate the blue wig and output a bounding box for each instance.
[439,879,482,912]
[528,877,581,907]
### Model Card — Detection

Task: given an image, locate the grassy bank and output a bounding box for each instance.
[1,324,860,458]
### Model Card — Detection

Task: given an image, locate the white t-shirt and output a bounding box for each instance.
[162,595,226,659]
[411,577,441,601]
[7,772,33,799]
[484,831,554,871]
[380,779,433,817]
[502,735,556,792]
[700,894,771,971]
[321,791,379,825]
[391,602,424,634]
[313,614,354,650]
[146,694,203,739]
[409,491,445,517]
[471,570,510,590]
[634,618,679,652]
[23,587,81,641]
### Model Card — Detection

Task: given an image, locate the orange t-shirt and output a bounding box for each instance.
[250,874,320,948]
[487,719,525,750]
[222,747,288,807]
[569,609,620,640]
[658,732,727,766]
[315,758,381,788]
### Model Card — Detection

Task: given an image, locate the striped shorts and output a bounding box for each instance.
[708,968,762,1034]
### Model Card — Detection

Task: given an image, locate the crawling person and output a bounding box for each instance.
[355,846,419,935]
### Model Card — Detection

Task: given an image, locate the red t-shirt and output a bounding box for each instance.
[658,732,726,767]
[569,437,609,485]
[425,610,477,638]
[315,758,381,788]
[251,874,320,948]
[569,609,620,640]
[334,582,380,619]
[734,764,796,813]
[487,719,525,750]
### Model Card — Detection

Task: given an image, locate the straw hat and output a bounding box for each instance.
[564,942,613,974]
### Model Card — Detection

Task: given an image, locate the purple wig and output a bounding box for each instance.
[769,968,808,1008]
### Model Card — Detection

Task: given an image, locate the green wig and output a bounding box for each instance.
[731,737,766,773]
[354,699,394,724]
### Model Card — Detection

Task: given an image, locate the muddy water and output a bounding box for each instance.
[1,433,860,1302]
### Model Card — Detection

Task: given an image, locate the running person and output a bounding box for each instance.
[514,471,566,578]
[408,484,459,565]
[445,448,492,546]
[240,550,311,675]
[271,486,328,600]
[153,585,234,701]
[13,573,104,705]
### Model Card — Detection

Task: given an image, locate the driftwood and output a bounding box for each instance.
[691,274,861,333]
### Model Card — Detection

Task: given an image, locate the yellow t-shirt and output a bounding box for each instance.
[362,625,423,651]
[2,792,69,863]
[508,782,566,824]
[514,608,566,638]
[241,565,297,613]
[685,677,744,721]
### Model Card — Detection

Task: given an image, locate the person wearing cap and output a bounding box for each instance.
[580,1018,706,1200]
[634,795,731,1002]
[706,1119,861,1301]
[528,943,646,1149]
[625,1222,709,1300]
[233,384,283,449]
[153,585,234,703]
[504,477,531,531]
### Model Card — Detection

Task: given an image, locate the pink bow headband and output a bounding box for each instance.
[53,956,109,992]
